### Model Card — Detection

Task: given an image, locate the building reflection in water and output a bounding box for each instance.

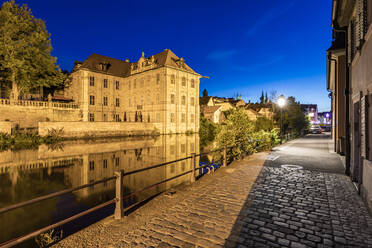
[0,134,199,245]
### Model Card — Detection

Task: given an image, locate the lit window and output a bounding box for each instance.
[182,77,186,86]
[103,79,108,88]
[156,74,160,84]
[90,76,95,86]
[171,94,175,104]
[89,113,94,122]
[103,96,108,106]
[103,159,107,168]
[89,95,95,105]
[156,113,160,122]
[116,81,120,90]
[181,96,186,105]
[171,113,175,123]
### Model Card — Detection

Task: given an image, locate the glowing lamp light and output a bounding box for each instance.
[277,97,286,108]
[308,112,314,118]
[326,113,330,118]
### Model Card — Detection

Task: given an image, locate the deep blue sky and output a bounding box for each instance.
[19,0,332,111]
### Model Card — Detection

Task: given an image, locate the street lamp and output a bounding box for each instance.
[277,96,286,143]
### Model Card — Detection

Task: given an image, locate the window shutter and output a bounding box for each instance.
[348,23,353,63]
[361,95,367,158]
[356,1,362,48]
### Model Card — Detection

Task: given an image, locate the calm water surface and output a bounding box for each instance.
[0,134,210,246]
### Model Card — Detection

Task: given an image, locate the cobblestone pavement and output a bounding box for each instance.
[55,135,372,248]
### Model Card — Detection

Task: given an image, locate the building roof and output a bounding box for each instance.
[76,49,198,77]
[199,96,213,105]
[201,105,221,114]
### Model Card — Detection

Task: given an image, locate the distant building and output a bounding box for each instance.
[318,112,332,125]
[64,49,201,134]
[244,108,260,121]
[301,104,318,124]
[201,105,224,124]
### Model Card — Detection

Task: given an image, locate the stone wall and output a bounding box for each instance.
[0,103,82,128]
[0,121,16,134]
[38,121,163,138]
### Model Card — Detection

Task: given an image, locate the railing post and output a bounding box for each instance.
[223,146,227,167]
[190,153,196,183]
[114,170,124,220]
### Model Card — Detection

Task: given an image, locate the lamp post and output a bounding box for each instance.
[277,96,286,143]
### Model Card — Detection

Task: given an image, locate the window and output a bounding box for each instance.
[190,97,195,106]
[190,143,194,152]
[134,79,136,89]
[89,76,94,86]
[116,81,120,90]
[147,95,151,105]
[128,81,131,90]
[103,96,108,106]
[129,98,131,107]
[89,95,95,105]
[115,114,120,122]
[103,79,108,88]
[156,112,160,122]
[171,113,175,123]
[170,164,175,173]
[170,145,175,155]
[89,161,94,170]
[181,96,186,105]
[156,94,160,104]
[156,74,160,84]
[134,96,137,106]
[89,113,94,122]
[171,75,175,84]
[181,162,185,171]
[191,114,195,123]
[116,98,120,107]
[171,94,175,104]
[182,77,186,86]
[181,113,186,123]
[191,79,195,88]
[140,96,144,105]
[140,79,144,88]
[115,157,120,167]
[181,144,186,153]
[103,159,107,169]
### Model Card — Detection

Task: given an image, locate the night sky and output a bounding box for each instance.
[18,0,332,111]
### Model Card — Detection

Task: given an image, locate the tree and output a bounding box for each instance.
[274,96,309,136]
[216,108,255,159]
[0,0,66,100]
[260,91,264,104]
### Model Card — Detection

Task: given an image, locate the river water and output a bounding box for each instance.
[0,134,219,246]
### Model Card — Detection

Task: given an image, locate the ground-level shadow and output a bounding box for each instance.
[224,159,372,247]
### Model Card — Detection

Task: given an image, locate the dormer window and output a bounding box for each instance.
[99,62,110,71]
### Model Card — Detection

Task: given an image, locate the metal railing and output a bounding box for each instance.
[0,146,229,248]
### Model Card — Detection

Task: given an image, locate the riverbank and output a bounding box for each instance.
[0,131,62,151]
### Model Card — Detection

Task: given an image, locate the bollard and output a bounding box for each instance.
[190,153,196,183]
[114,170,124,220]
[223,146,227,167]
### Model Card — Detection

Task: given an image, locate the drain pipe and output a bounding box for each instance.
[333,25,351,176]
[328,54,338,152]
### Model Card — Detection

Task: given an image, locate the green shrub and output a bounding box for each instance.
[199,116,217,148]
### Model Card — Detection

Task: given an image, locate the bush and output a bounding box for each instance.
[252,129,280,151]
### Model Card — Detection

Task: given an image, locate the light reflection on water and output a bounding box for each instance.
[0,134,202,246]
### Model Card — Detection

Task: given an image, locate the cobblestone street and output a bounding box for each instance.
[55,134,372,248]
